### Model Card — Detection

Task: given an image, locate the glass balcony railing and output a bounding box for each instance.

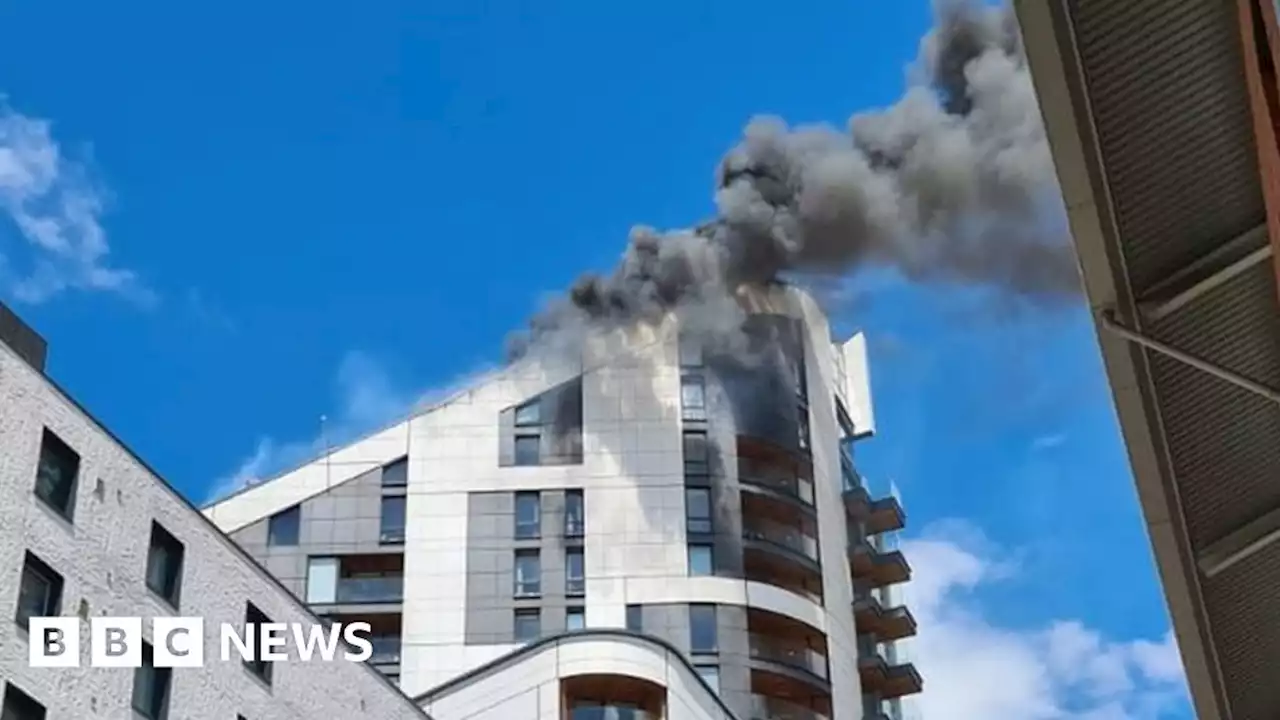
[749,695,829,720]
[369,636,402,665]
[743,519,820,562]
[335,576,404,604]
[749,634,828,679]
[569,705,659,720]
[739,471,815,505]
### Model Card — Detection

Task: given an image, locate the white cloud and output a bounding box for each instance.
[0,102,152,304]
[1032,432,1068,451]
[900,523,1189,720]
[205,351,492,504]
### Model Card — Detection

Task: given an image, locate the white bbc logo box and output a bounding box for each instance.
[29,617,205,668]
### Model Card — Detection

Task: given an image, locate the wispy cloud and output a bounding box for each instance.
[902,522,1189,719]
[1032,432,1068,451]
[205,352,492,504]
[185,288,236,332]
[0,101,152,305]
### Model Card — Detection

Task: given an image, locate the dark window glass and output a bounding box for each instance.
[566,548,585,595]
[514,401,541,427]
[267,505,300,547]
[381,457,408,487]
[514,609,540,642]
[33,429,79,520]
[514,435,540,466]
[15,552,63,630]
[131,641,171,720]
[798,406,811,450]
[678,335,704,368]
[514,549,541,597]
[145,523,185,608]
[1,682,46,720]
[564,489,584,537]
[685,488,713,534]
[689,604,717,653]
[380,496,406,544]
[688,545,714,576]
[566,607,585,631]
[625,605,643,633]
[682,431,709,475]
[515,492,541,539]
[244,603,272,684]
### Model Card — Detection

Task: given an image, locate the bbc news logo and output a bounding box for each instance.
[28,617,373,668]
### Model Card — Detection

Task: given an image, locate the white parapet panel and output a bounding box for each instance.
[840,332,876,437]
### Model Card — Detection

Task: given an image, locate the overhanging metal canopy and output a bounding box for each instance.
[1015,0,1280,718]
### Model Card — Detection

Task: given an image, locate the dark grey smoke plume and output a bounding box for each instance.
[508,0,1074,361]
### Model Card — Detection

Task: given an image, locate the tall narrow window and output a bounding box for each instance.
[1,682,46,720]
[566,607,585,631]
[688,545,714,576]
[681,375,707,421]
[145,522,185,609]
[305,557,339,604]
[685,488,713,535]
[564,489,584,537]
[381,457,408,487]
[131,641,171,720]
[625,605,643,633]
[514,492,541,539]
[798,406,811,451]
[514,435,540,466]
[267,505,300,547]
[380,496,406,544]
[514,549,541,597]
[244,603,272,685]
[33,429,79,520]
[683,431,709,476]
[689,604,717,653]
[679,335,704,368]
[514,609,540,642]
[566,548,585,595]
[15,551,63,631]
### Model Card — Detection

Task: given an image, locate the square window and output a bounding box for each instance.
[131,641,172,720]
[681,375,707,421]
[566,548,585,595]
[514,401,541,427]
[566,607,585,631]
[514,549,541,597]
[679,335,704,368]
[145,522,185,608]
[682,431,709,475]
[380,496,406,544]
[244,603,272,684]
[15,552,63,631]
[514,435,540,466]
[514,492,541,539]
[625,605,643,633]
[688,545,714,576]
[381,457,408,487]
[514,609,540,642]
[689,604,717,653]
[685,488,713,535]
[564,489,584,537]
[33,429,79,520]
[696,665,720,694]
[2,682,45,720]
[267,505,300,547]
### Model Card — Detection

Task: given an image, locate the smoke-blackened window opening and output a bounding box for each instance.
[685,487,714,535]
[500,377,584,467]
[681,374,708,422]
[797,407,811,452]
[679,332,705,368]
[514,401,540,427]
[683,431,711,476]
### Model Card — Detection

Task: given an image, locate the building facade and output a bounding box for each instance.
[204,283,922,720]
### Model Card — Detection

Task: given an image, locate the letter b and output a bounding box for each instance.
[92,617,141,667]
[28,617,79,667]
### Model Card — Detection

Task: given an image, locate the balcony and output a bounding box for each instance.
[737,436,815,512]
[848,543,911,588]
[742,493,823,600]
[747,608,830,696]
[750,634,828,682]
[335,575,404,604]
[853,593,917,642]
[743,517,820,569]
[739,470,816,510]
[843,488,905,536]
[563,674,664,720]
[749,695,830,720]
[858,655,923,700]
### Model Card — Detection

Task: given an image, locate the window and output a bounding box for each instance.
[382,457,408,487]
[566,607,585,631]
[565,489,584,537]
[695,665,720,694]
[33,429,79,520]
[685,488,713,534]
[2,682,45,720]
[687,545,714,576]
[267,505,300,547]
[798,406,811,450]
[15,552,63,631]
[131,641,171,720]
[566,548,585,595]
[514,609,540,642]
[679,335,704,368]
[380,496,406,544]
[305,557,338,604]
[683,431,709,475]
[625,605,643,633]
[514,400,541,427]
[514,435,540,466]
[145,522,185,608]
[681,375,707,421]
[244,603,272,684]
[689,604,717,653]
[514,549,541,597]
[515,491,541,539]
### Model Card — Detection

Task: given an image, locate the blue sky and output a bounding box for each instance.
[0,0,1189,716]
